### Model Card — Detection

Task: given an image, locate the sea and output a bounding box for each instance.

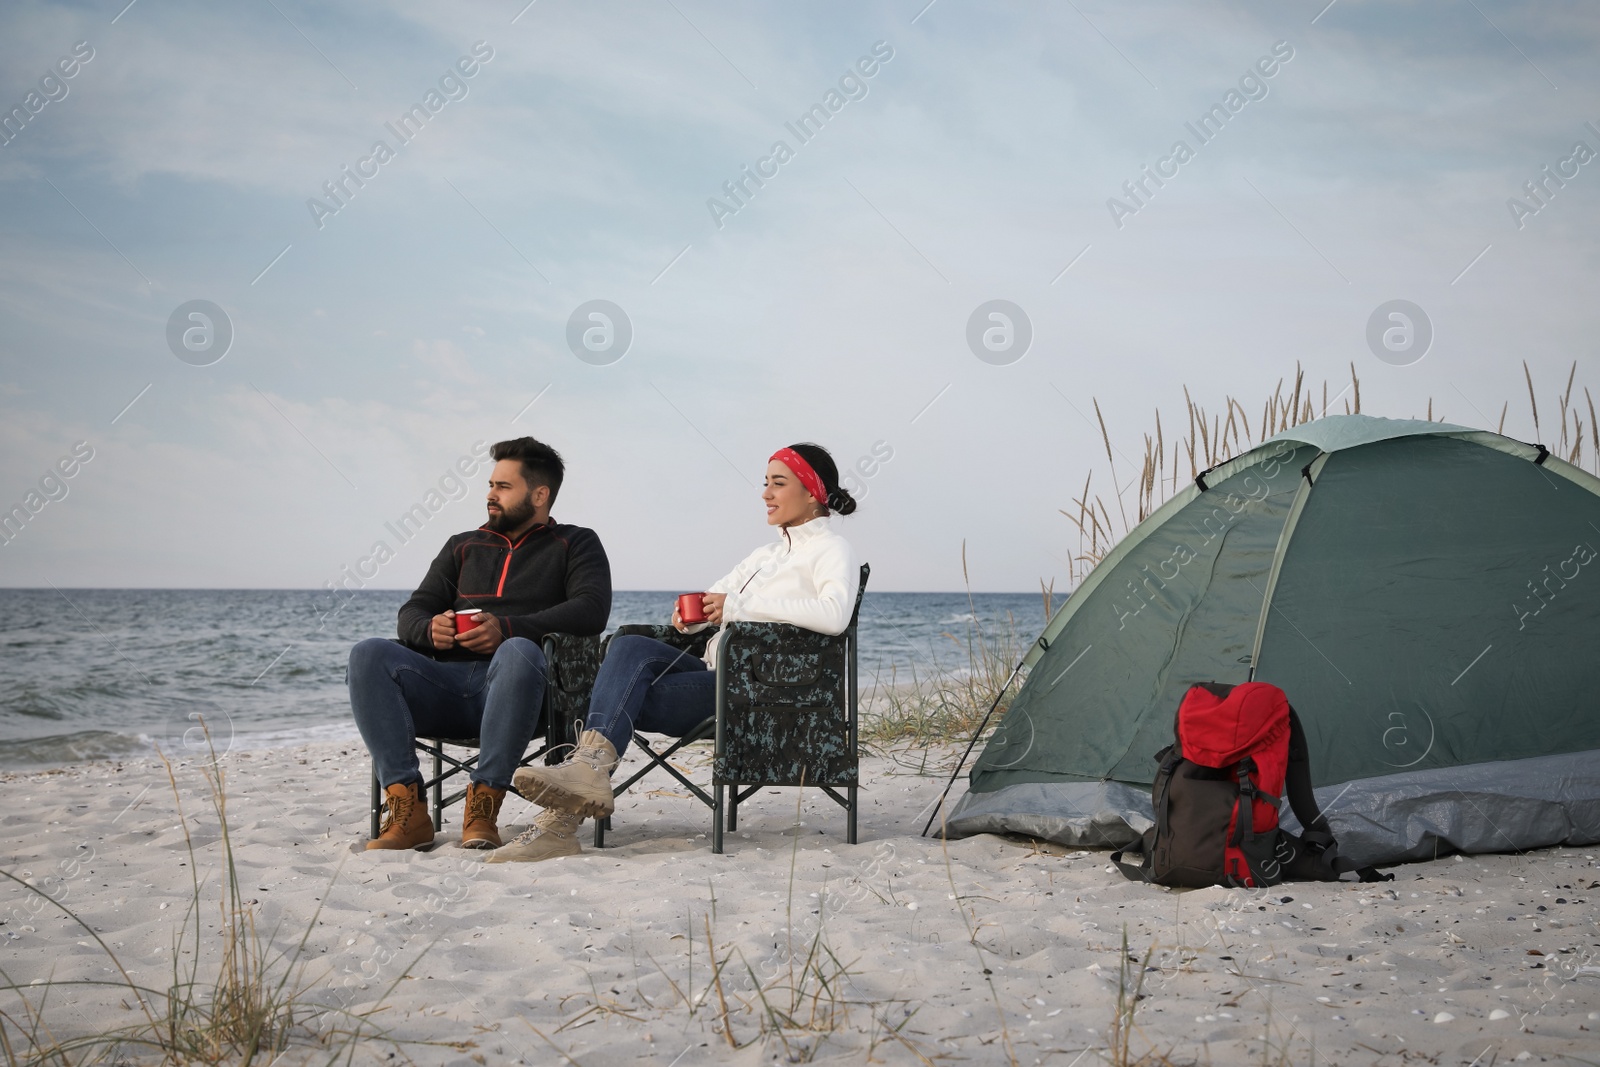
[0,589,1060,771]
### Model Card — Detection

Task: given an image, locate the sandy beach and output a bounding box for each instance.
[3,737,1597,1065]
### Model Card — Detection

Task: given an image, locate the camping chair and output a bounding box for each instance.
[367,632,604,838]
[594,563,870,854]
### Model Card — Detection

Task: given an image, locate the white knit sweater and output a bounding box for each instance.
[692,516,860,668]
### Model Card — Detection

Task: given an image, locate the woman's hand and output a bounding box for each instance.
[672,594,726,631]
[702,593,727,624]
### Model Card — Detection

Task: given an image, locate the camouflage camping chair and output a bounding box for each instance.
[368,632,604,838]
[595,563,870,854]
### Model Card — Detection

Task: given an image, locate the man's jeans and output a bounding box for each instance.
[586,634,716,761]
[348,637,548,791]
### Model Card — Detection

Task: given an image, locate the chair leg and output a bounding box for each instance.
[847,784,858,844]
[727,782,739,832]
[712,783,724,855]
[544,713,567,766]
[594,814,609,848]
[431,745,444,832]
[370,768,380,840]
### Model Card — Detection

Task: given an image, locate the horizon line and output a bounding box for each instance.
[0,586,1071,596]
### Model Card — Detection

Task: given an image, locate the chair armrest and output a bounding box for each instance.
[718,621,845,656]
[607,623,717,659]
[717,622,849,697]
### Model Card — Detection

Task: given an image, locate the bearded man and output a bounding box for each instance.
[348,437,611,851]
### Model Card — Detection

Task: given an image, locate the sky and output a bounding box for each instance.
[1,0,1596,593]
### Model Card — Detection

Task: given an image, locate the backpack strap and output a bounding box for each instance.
[1284,709,1329,834]
[1227,755,1288,887]
[1110,839,1154,882]
[1111,746,1182,883]
[1282,709,1393,883]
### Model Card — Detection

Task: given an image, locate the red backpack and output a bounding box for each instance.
[1112,681,1390,888]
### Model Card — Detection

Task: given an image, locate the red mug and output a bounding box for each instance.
[676,593,707,625]
[454,609,484,634]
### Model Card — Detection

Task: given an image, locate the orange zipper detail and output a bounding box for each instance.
[493,527,541,597]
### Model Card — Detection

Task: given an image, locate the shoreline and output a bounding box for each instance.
[3,737,1596,1064]
[0,669,1001,776]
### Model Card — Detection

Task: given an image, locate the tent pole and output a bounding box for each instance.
[920,657,1028,838]
[1247,450,1326,679]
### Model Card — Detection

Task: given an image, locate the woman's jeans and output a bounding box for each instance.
[586,635,716,761]
[348,636,548,791]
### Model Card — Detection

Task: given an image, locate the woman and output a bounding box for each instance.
[487,442,860,863]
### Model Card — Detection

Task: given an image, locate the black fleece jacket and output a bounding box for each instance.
[396,520,611,660]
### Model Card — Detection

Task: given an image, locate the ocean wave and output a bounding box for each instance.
[0,730,151,769]
[0,721,366,772]
[0,689,68,721]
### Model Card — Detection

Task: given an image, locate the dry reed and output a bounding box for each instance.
[0,725,418,1066]
[862,361,1597,763]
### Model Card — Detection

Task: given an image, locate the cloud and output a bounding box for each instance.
[1,0,1597,591]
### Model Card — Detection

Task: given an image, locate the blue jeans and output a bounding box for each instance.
[586,635,716,761]
[348,637,548,791]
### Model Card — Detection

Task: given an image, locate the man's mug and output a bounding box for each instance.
[676,593,707,625]
[454,609,484,634]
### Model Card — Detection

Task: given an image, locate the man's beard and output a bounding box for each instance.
[486,492,536,532]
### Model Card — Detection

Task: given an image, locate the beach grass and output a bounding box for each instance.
[1064,360,1597,585]
[860,361,1598,769]
[857,541,1050,764]
[0,726,417,1067]
[531,789,932,1064]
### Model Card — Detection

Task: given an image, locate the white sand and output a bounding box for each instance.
[3,738,1598,1065]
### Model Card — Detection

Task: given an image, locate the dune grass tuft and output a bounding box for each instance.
[0,724,416,1066]
[861,362,1598,765]
[858,541,1048,762]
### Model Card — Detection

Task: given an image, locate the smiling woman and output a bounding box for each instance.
[494,441,861,864]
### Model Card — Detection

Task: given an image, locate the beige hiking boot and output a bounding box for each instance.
[511,729,618,818]
[367,781,435,851]
[484,808,583,863]
[459,782,506,849]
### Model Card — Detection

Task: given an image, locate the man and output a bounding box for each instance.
[349,437,611,851]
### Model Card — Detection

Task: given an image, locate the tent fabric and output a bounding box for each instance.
[1258,415,1475,453]
[1276,749,1600,863]
[939,780,1155,848]
[948,415,1600,865]
[943,749,1600,864]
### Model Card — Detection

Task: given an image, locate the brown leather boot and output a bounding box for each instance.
[368,780,434,851]
[460,781,506,849]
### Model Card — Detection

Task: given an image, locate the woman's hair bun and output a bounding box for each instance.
[784,441,859,516]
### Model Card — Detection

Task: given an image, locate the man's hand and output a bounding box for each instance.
[456,613,504,655]
[430,612,457,651]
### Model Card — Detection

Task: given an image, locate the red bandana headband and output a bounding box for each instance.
[770,447,829,507]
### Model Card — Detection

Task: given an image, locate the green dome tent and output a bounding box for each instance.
[947,414,1600,864]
